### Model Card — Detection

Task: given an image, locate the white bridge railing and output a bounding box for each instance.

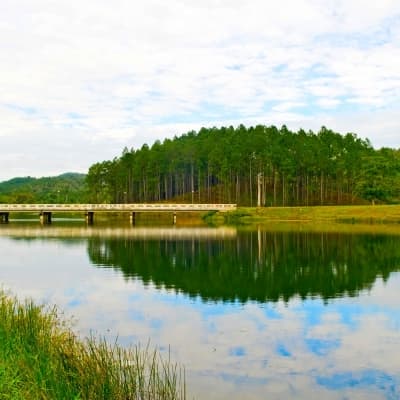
[0,203,237,212]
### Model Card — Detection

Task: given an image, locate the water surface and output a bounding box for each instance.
[0,222,399,399]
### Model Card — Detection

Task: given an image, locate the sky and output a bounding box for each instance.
[1,0,399,182]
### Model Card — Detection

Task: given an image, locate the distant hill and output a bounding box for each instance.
[0,173,87,203]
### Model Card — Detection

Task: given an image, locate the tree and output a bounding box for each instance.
[356,149,400,204]
[84,124,399,206]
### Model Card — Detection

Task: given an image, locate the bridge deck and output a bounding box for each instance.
[0,203,236,212]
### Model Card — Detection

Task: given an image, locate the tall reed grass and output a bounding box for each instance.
[0,291,186,399]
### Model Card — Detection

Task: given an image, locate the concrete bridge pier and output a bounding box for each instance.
[130,212,136,225]
[40,212,52,224]
[85,211,94,225]
[0,212,9,223]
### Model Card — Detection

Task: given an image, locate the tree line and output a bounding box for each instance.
[0,173,86,204]
[86,125,400,206]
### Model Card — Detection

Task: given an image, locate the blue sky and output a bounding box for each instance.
[0,0,399,181]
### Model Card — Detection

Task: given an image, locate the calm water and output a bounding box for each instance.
[1,222,400,399]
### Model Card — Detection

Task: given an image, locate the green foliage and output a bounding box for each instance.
[355,148,400,203]
[0,173,87,204]
[85,124,399,205]
[0,291,186,400]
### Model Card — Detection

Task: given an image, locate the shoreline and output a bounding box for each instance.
[209,204,400,225]
[0,291,186,400]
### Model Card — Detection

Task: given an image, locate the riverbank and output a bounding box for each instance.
[208,204,400,224]
[0,291,186,400]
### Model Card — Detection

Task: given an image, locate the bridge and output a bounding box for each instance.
[0,203,236,224]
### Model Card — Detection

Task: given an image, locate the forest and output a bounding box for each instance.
[0,173,86,203]
[86,125,400,206]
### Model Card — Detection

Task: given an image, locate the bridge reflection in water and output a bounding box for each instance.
[0,203,236,224]
[0,225,237,240]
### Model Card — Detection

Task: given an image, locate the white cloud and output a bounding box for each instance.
[272,102,307,112]
[0,0,399,180]
[316,98,342,108]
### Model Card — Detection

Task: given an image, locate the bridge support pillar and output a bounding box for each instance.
[0,212,9,224]
[130,212,136,225]
[85,211,94,225]
[40,212,52,224]
[173,212,177,225]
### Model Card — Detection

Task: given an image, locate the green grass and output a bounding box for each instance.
[214,204,400,224]
[0,291,186,400]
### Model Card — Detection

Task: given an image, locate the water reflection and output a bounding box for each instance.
[1,224,400,399]
[0,225,236,239]
[88,230,400,302]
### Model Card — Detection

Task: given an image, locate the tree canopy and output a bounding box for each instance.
[86,125,400,206]
[0,173,87,204]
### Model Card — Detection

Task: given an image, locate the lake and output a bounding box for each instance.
[1,221,400,399]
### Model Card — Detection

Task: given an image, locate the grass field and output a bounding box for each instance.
[211,204,400,224]
[0,291,186,400]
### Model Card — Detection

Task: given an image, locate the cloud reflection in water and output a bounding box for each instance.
[0,226,399,399]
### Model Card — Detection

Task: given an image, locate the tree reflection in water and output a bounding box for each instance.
[87,229,400,303]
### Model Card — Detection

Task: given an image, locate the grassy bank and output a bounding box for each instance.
[0,291,186,400]
[209,204,400,224]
